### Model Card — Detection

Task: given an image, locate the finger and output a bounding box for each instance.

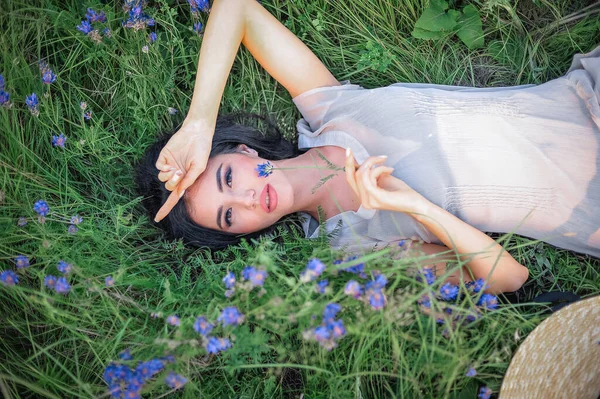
[154,189,185,223]
[371,166,395,183]
[177,161,206,193]
[158,170,176,182]
[164,170,184,192]
[357,155,388,172]
[345,148,359,196]
[155,154,174,172]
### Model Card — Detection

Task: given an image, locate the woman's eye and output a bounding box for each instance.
[225,208,232,227]
[226,167,232,188]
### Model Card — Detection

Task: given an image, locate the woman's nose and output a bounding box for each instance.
[233,189,256,209]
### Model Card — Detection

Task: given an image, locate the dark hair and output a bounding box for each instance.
[134,113,303,250]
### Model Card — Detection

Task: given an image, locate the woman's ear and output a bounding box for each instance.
[236,144,259,157]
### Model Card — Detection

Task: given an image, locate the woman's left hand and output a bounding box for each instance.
[345,148,428,214]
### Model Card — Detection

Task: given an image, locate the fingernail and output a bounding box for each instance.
[179,189,186,199]
[346,147,351,157]
[175,170,183,176]
[379,155,387,158]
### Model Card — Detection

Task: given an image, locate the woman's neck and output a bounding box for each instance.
[274,146,360,220]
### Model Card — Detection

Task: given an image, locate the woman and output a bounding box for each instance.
[136,0,600,294]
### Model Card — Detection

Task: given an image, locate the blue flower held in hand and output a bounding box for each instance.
[1,270,18,286]
[15,255,30,269]
[255,161,273,177]
[439,282,459,301]
[218,306,245,326]
[165,372,187,389]
[193,316,214,336]
[52,133,66,148]
[33,199,49,216]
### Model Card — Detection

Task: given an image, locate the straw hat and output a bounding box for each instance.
[500,294,600,398]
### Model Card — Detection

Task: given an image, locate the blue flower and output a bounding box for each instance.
[84,110,92,120]
[335,256,366,278]
[0,74,4,90]
[70,215,83,225]
[477,294,498,310]
[135,359,164,379]
[218,306,245,326]
[344,280,363,299]
[188,0,210,14]
[465,366,477,377]
[44,275,57,288]
[68,224,78,234]
[17,217,27,226]
[42,69,56,84]
[254,161,273,177]
[15,255,30,269]
[33,199,49,216]
[149,32,157,43]
[467,278,486,294]
[0,90,9,106]
[315,279,328,294]
[368,289,386,310]
[55,277,71,294]
[86,8,106,23]
[314,326,330,342]
[206,337,232,354]
[322,303,341,323]
[300,258,326,282]
[166,315,180,326]
[478,386,492,399]
[365,273,387,290]
[1,270,18,286]
[102,28,112,38]
[57,260,72,274]
[222,271,236,289]
[416,267,436,285]
[52,133,66,148]
[26,93,39,116]
[439,282,459,301]
[193,21,204,35]
[105,276,115,287]
[79,101,87,110]
[167,107,178,115]
[242,266,267,287]
[327,319,346,338]
[119,349,133,361]
[76,19,93,34]
[417,294,432,308]
[165,372,187,389]
[193,316,214,336]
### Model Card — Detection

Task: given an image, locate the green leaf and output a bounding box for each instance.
[412,27,450,40]
[456,5,484,49]
[414,0,459,33]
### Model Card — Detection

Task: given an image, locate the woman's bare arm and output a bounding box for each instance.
[154,0,339,222]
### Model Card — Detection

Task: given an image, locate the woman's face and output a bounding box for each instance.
[184,147,294,234]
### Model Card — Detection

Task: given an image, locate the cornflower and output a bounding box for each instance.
[193,22,203,35]
[52,133,66,148]
[315,279,328,294]
[76,19,93,34]
[141,45,149,53]
[84,110,92,120]
[206,337,232,354]
[368,289,386,310]
[254,161,273,177]
[222,271,235,289]
[0,74,4,90]
[335,256,366,278]
[300,258,326,282]
[344,280,362,299]
[166,315,180,326]
[478,387,492,399]
[68,224,78,234]
[242,266,267,287]
[0,89,9,106]
[327,319,346,338]
[135,359,164,379]
[149,32,157,43]
[17,217,27,226]
[165,372,187,390]
[33,199,49,216]
[119,349,133,360]
[218,306,245,326]
[322,303,341,324]
[15,255,30,269]
[42,70,56,84]
[439,282,459,301]
[102,27,112,38]
[1,270,18,286]
[86,8,107,23]
[467,278,486,293]
[466,366,477,377]
[416,267,436,285]
[26,93,39,116]
[70,215,83,225]
[79,101,87,110]
[193,316,214,336]
[188,0,210,15]
[477,294,499,310]
[105,276,115,287]
[57,260,72,274]
[122,3,155,31]
[167,107,178,115]
[55,277,71,294]
[314,326,330,343]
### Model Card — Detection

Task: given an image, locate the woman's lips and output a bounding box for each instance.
[260,184,278,213]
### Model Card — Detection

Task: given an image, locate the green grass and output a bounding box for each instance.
[0,0,599,398]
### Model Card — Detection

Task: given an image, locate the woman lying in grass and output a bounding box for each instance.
[136,0,600,294]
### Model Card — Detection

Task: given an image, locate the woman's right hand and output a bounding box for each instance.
[153,118,215,222]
